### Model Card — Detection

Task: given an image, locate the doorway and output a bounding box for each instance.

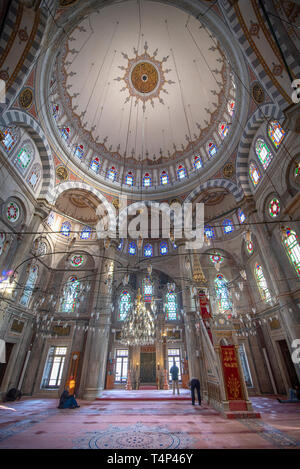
[140,351,156,384]
[277,339,299,387]
[0,342,14,387]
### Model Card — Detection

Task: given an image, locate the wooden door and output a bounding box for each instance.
[140,352,156,384]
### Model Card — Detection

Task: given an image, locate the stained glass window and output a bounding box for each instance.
[107,166,117,182]
[16,148,31,170]
[246,241,254,255]
[268,198,280,218]
[268,121,285,149]
[255,138,273,170]
[69,254,84,267]
[161,171,169,185]
[52,104,59,120]
[165,291,177,320]
[208,142,218,158]
[238,208,246,224]
[215,274,232,314]
[160,241,168,255]
[6,201,20,223]
[47,212,55,228]
[143,173,151,187]
[0,233,5,256]
[204,225,215,239]
[80,225,91,240]
[142,277,153,302]
[90,157,100,173]
[125,172,134,186]
[255,264,271,303]
[117,239,124,251]
[74,144,84,159]
[119,291,131,321]
[249,162,261,186]
[61,127,70,140]
[223,219,234,234]
[60,221,71,237]
[210,253,224,265]
[144,243,153,257]
[1,128,15,152]
[194,155,203,169]
[283,228,300,276]
[218,122,229,139]
[61,276,80,313]
[177,165,186,180]
[228,99,235,116]
[19,265,38,307]
[128,242,137,255]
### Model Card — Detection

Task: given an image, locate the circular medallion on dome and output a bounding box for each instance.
[131,61,159,94]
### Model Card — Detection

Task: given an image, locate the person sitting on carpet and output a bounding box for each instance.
[58,386,80,409]
[3,388,22,402]
[277,384,300,403]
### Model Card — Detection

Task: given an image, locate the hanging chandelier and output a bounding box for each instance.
[120,288,156,346]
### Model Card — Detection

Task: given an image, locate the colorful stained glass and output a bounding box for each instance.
[255,264,271,303]
[60,221,71,237]
[160,241,168,255]
[19,265,38,307]
[142,277,153,302]
[283,228,300,276]
[223,219,234,234]
[16,148,31,169]
[219,122,229,139]
[61,127,70,140]
[249,162,261,186]
[228,99,235,116]
[27,168,39,190]
[204,225,215,239]
[74,144,84,159]
[107,166,117,182]
[194,155,203,169]
[246,241,254,255]
[119,290,131,321]
[90,157,100,173]
[161,171,169,185]
[1,129,15,152]
[143,173,151,187]
[268,121,285,149]
[144,243,153,257]
[70,254,84,267]
[80,226,91,240]
[7,201,20,223]
[215,274,232,313]
[255,138,273,170]
[238,208,246,224]
[52,104,59,119]
[128,242,137,255]
[47,212,55,228]
[0,233,5,256]
[208,142,217,158]
[117,239,124,251]
[165,291,177,320]
[177,165,186,180]
[269,198,280,218]
[126,172,134,186]
[210,253,224,265]
[61,276,80,312]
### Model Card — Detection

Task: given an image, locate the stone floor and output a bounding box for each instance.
[0,392,300,449]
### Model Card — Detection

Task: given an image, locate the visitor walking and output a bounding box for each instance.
[170,361,180,395]
[189,377,201,405]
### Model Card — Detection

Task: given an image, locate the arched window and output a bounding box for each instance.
[143,173,151,187]
[193,155,202,169]
[215,274,232,314]
[128,242,137,255]
[119,290,131,321]
[282,228,300,276]
[60,221,71,237]
[249,162,261,186]
[223,219,234,234]
[52,104,59,120]
[90,157,101,173]
[177,164,186,180]
[165,291,177,320]
[227,99,235,116]
[144,243,153,257]
[160,241,168,255]
[268,198,280,218]
[15,147,32,172]
[61,276,81,313]
[238,208,246,224]
[80,226,91,240]
[0,233,5,256]
[1,128,16,152]
[246,241,254,255]
[74,144,84,159]
[218,122,229,139]
[125,171,134,186]
[142,277,153,303]
[47,212,55,228]
[161,171,169,185]
[268,120,285,149]
[204,225,215,239]
[254,264,271,303]
[107,166,117,182]
[20,265,38,307]
[255,138,273,170]
[117,239,124,251]
[27,164,41,191]
[61,127,70,140]
[207,142,218,158]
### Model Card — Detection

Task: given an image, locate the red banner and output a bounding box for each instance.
[221,345,244,401]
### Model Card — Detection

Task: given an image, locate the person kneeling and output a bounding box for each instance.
[58,386,80,409]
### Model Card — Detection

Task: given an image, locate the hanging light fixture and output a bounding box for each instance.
[120,288,155,346]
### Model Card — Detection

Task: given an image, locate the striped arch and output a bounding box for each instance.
[0,109,55,201]
[236,104,284,197]
[185,178,244,203]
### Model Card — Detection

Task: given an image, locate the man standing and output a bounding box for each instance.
[189,377,201,405]
[170,361,180,395]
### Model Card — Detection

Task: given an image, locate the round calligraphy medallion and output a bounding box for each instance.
[131,61,159,94]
